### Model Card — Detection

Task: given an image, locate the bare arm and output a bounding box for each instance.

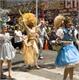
[23,36,32,46]
[35,20,45,28]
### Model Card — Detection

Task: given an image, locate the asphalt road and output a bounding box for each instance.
[3,50,79,80]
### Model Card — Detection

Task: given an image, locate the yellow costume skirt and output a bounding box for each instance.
[22,44,37,65]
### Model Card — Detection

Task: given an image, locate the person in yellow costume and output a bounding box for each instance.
[20,13,40,69]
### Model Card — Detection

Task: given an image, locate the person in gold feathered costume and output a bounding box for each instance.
[19,13,40,69]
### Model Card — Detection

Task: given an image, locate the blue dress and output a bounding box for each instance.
[55,28,79,67]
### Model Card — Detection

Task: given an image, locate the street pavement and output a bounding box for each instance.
[2,50,79,80]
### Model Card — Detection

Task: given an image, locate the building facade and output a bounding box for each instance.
[0,0,79,18]
[0,0,27,8]
[0,0,79,10]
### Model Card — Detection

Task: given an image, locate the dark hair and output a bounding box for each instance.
[64,16,72,26]
[15,26,18,30]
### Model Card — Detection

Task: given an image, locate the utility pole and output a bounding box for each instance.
[2,0,5,8]
[36,0,38,24]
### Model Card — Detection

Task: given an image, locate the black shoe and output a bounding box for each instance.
[27,65,33,70]
[0,74,7,79]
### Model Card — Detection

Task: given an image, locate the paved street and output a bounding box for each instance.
[2,50,79,80]
[0,0,79,80]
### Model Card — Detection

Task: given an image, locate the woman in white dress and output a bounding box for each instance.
[0,24,15,79]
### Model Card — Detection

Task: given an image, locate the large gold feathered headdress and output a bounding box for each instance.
[54,14,65,28]
[19,12,37,28]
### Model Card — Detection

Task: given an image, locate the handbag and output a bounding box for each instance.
[52,43,61,51]
[50,40,62,51]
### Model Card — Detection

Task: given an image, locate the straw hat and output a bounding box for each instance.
[54,14,65,28]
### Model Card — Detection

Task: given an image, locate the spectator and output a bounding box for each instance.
[14,25,23,53]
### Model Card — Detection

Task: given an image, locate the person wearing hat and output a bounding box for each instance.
[54,15,79,80]
[0,23,16,79]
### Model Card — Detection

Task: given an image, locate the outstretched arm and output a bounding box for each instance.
[23,36,32,46]
[35,20,45,28]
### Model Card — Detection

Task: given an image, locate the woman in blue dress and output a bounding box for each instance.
[55,16,79,80]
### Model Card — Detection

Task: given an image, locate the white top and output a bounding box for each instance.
[14,30,23,43]
[56,27,78,39]
[56,28,64,39]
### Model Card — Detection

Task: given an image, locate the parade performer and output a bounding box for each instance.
[0,24,16,79]
[19,13,40,69]
[54,15,79,80]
